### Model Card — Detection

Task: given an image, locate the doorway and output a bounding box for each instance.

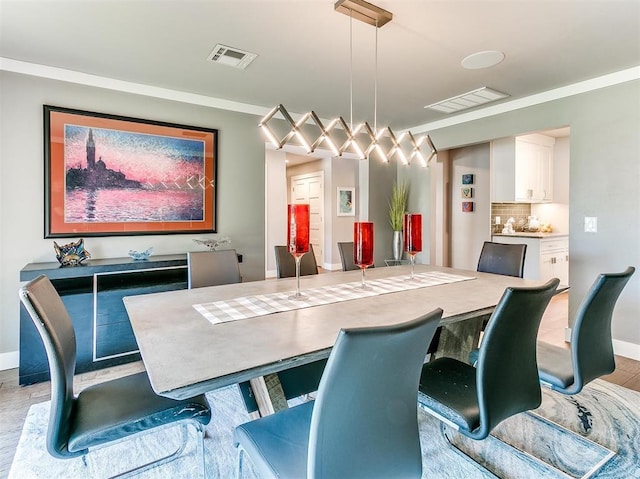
[290,171,324,267]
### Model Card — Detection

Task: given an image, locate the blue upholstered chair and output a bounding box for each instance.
[537,267,635,395]
[274,244,318,278]
[337,241,375,272]
[477,241,527,278]
[337,241,359,271]
[234,309,443,479]
[19,275,211,478]
[418,279,559,446]
[187,249,241,288]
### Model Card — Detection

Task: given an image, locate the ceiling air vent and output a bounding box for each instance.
[207,44,257,70]
[425,87,509,114]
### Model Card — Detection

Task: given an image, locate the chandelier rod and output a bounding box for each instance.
[350,9,354,131]
[374,18,378,134]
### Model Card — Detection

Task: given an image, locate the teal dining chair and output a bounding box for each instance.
[19,274,212,478]
[537,266,635,395]
[418,279,559,473]
[234,309,443,479]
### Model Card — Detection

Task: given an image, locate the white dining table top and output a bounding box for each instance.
[124,264,549,400]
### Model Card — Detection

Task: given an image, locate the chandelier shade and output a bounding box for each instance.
[259,104,437,166]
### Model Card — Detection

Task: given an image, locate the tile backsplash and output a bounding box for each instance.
[491,203,532,233]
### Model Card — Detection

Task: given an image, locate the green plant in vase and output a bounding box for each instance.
[388,181,408,260]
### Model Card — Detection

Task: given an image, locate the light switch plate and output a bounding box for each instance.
[585,217,597,233]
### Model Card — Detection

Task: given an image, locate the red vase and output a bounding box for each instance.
[354,222,374,267]
[288,204,310,257]
[403,213,422,254]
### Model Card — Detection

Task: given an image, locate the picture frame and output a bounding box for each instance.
[337,187,355,216]
[461,187,473,198]
[462,174,474,185]
[44,105,217,238]
[462,201,474,212]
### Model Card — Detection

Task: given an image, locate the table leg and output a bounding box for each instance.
[249,374,288,416]
[433,314,488,364]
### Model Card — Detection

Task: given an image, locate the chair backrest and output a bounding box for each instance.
[274,244,318,278]
[19,275,79,459]
[477,241,527,278]
[187,249,241,288]
[475,278,559,439]
[337,241,359,271]
[308,309,442,479]
[570,266,635,392]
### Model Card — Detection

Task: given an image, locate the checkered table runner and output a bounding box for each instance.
[194,271,475,325]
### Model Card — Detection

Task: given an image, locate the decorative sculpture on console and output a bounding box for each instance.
[53,239,91,267]
[193,236,231,251]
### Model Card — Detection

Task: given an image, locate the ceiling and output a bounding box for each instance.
[1,1,639,131]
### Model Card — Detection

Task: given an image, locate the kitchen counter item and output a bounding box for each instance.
[493,232,567,239]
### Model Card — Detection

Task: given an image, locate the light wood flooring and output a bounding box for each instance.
[1,291,639,478]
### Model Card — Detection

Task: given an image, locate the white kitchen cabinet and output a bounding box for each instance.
[492,133,554,203]
[539,237,569,285]
[491,235,568,284]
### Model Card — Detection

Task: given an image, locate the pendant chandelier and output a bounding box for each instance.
[258,0,437,167]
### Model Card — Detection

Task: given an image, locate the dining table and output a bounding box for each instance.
[123,264,554,416]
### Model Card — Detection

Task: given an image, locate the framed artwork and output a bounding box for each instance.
[462,174,474,185]
[461,187,473,198]
[337,187,355,216]
[44,105,217,238]
[462,201,474,212]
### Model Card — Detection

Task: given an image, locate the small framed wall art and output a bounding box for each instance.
[462,174,474,185]
[461,187,473,198]
[337,187,355,216]
[462,202,474,212]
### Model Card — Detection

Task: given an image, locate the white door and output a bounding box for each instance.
[291,172,324,267]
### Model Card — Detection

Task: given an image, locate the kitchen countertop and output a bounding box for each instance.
[492,232,568,239]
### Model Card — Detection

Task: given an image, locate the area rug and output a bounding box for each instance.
[9,379,640,478]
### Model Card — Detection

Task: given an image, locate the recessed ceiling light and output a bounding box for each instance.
[461,50,505,70]
[425,87,509,114]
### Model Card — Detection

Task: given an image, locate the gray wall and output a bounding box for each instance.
[449,143,491,270]
[0,71,266,359]
[398,159,432,265]
[427,80,640,351]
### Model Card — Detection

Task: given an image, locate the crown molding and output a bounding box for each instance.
[2,57,638,133]
[0,57,270,118]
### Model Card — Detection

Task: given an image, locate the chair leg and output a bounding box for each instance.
[438,423,500,479]
[441,414,614,479]
[104,420,205,479]
[237,447,246,479]
[524,410,616,479]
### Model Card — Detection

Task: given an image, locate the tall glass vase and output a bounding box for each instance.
[404,213,422,280]
[354,222,374,289]
[288,204,310,300]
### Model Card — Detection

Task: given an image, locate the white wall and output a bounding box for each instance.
[330,157,360,270]
[265,149,287,277]
[449,144,492,270]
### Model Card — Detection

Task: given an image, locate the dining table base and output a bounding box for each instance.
[248,313,489,416]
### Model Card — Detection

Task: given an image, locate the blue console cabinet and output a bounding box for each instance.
[19,254,189,385]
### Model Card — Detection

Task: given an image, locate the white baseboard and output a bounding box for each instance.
[613,339,640,361]
[0,351,19,371]
[323,263,342,271]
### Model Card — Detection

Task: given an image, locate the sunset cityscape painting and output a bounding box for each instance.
[45,106,216,237]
